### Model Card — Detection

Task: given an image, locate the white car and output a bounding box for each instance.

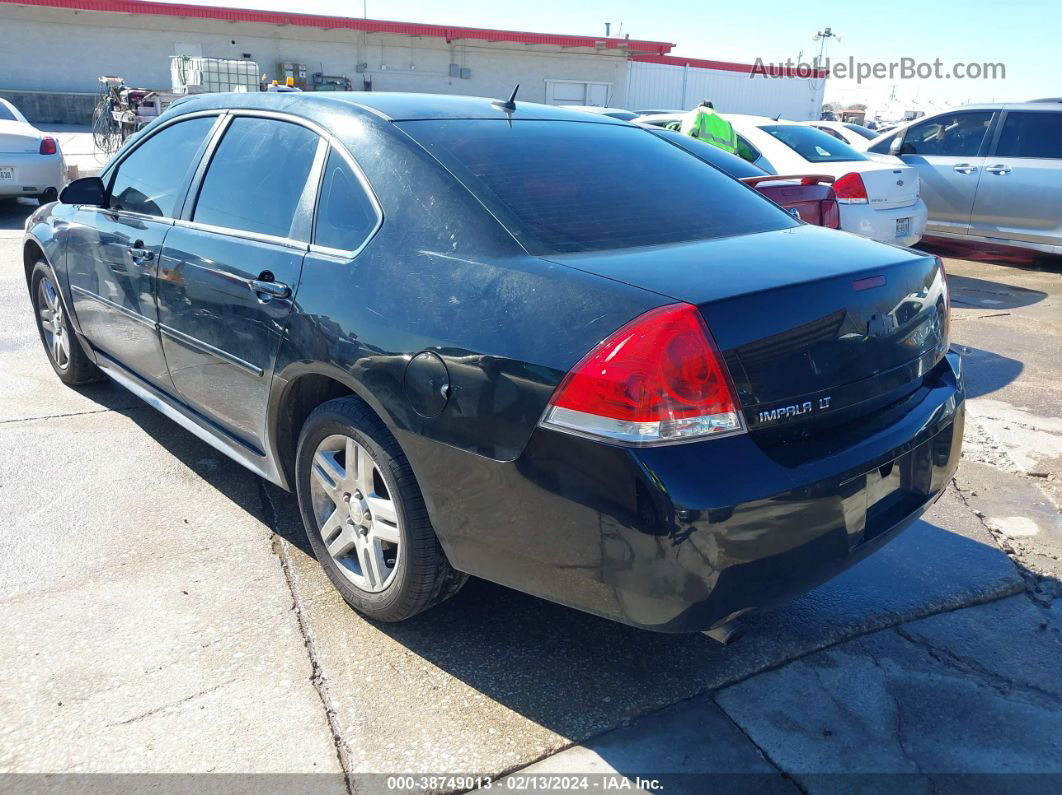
[800,120,883,148]
[0,97,66,203]
[724,116,926,246]
[636,113,927,245]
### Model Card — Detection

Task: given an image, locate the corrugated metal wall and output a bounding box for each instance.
[625,60,825,120]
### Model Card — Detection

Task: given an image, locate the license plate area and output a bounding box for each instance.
[839,447,927,548]
[0,167,15,181]
[895,216,911,238]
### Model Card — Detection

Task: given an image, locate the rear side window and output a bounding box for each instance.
[759,125,867,162]
[108,116,215,218]
[401,120,795,255]
[901,112,993,157]
[194,117,319,239]
[314,148,379,252]
[994,112,1062,159]
[0,103,17,122]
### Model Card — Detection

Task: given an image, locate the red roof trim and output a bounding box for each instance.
[632,53,827,79]
[2,0,674,54]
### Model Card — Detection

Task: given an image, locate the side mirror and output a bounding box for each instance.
[888,136,904,156]
[59,176,106,206]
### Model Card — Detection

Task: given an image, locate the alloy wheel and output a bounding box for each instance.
[309,434,402,593]
[38,276,70,371]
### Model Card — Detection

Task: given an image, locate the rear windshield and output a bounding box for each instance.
[401,119,795,254]
[760,125,868,163]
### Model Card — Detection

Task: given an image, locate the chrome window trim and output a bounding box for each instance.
[172,218,310,252]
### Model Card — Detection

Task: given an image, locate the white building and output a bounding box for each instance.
[0,0,825,122]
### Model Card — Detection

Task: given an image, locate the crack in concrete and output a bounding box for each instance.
[0,405,140,424]
[259,481,357,795]
[894,624,1062,708]
[709,694,809,794]
[108,677,239,727]
[950,478,1058,608]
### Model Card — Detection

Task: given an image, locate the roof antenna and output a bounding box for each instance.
[493,84,519,112]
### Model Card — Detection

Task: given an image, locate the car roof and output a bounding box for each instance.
[167,91,627,124]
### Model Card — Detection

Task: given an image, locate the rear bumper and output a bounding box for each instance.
[840,198,928,246]
[0,151,65,196]
[407,351,964,633]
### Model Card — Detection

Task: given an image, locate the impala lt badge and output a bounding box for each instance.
[757,396,833,425]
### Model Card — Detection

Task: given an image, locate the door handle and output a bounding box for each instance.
[986,164,1012,175]
[952,163,978,174]
[127,240,155,266]
[249,272,291,301]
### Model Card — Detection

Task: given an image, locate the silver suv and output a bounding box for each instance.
[864,102,1062,255]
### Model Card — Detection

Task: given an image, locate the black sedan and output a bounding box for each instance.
[22,93,963,635]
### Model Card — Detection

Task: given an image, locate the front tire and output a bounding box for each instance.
[30,259,103,385]
[295,397,466,622]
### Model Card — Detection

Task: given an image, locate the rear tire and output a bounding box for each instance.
[29,259,104,385]
[295,397,466,622]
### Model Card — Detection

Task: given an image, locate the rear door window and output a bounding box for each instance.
[193,116,319,239]
[993,111,1062,159]
[108,116,216,218]
[313,148,379,252]
[400,119,795,255]
[900,111,993,157]
[758,125,867,162]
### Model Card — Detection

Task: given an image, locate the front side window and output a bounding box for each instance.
[994,112,1062,159]
[108,116,216,218]
[759,125,867,163]
[194,117,319,239]
[901,112,993,157]
[400,119,795,255]
[313,148,378,252]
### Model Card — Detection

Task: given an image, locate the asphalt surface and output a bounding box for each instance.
[1,196,1059,789]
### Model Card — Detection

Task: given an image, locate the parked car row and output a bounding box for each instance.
[637,111,927,246]
[24,94,963,638]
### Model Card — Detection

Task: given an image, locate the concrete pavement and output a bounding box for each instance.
[1,202,1059,789]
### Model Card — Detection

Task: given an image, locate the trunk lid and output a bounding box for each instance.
[820,161,920,209]
[0,121,42,154]
[546,224,948,429]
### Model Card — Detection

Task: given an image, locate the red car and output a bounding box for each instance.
[650,128,840,229]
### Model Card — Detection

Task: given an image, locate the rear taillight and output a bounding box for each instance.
[833,172,868,204]
[541,303,745,444]
[39,137,57,155]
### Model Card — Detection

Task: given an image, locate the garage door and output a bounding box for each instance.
[544,80,612,106]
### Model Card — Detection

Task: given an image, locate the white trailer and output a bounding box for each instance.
[625,55,826,121]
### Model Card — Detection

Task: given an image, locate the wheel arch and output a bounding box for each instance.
[268,363,401,492]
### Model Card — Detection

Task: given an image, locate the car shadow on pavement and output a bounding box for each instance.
[952,345,1024,399]
[948,273,1047,311]
[72,379,1030,775]
[0,197,42,232]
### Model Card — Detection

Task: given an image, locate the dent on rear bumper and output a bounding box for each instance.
[406,353,964,633]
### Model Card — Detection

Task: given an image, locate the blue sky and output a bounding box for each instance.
[163,0,1055,112]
